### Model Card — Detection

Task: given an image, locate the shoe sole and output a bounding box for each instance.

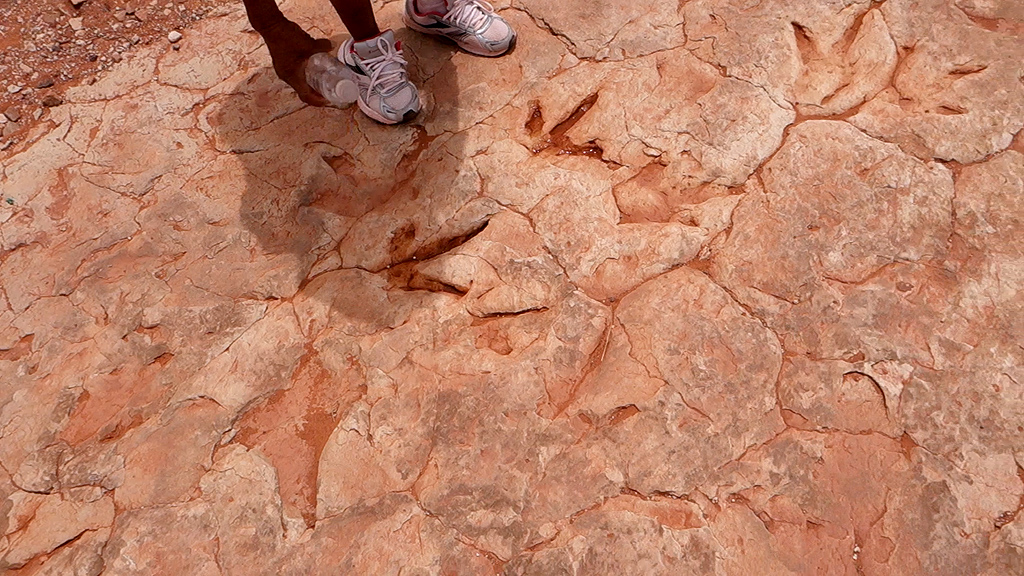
[403,13,516,57]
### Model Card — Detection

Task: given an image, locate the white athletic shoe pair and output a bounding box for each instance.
[320,0,516,124]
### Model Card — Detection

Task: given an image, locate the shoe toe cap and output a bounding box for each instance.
[483,18,515,45]
[472,19,515,56]
[381,85,422,122]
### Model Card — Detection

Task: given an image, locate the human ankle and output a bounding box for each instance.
[353,29,387,44]
[414,0,449,15]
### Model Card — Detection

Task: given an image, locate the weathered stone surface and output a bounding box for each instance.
[283,493,498,575]
[80,84,205,197]
[0,0,1021,572]
[1,493,113,570]
[113,398,230,509]
[158,15,263,90]
[509,47,794,188]
[848,0,1024,162]
[515,0,685,60]
[508,501,719,574]
[198,446,286,576]
[954,150,1024,320]
[528,156,710,301]
[713,120,954,307]
[102,503,221,575]
[573,267,784,497]
[701,429,1004,575]
[685,0,1024,162]
[685,0,897,116]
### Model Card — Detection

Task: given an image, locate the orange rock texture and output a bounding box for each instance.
[1,0,1023,573]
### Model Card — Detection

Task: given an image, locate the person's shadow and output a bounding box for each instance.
[205,5,470,528]
[208,19,465,294]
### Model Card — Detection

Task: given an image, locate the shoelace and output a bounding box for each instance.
[445,0,493,32]
[359,37,410,96]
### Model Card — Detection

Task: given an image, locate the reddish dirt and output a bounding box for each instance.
[0,0,229,145]
[233,347,367,527]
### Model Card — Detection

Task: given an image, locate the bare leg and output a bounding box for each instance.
[242,0,332,106]
[328,0,382,41]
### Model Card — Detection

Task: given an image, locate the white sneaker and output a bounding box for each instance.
[340,30,422,124]
[404,0,517,57]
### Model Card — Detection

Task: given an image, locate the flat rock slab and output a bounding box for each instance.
[0,0,1022,574]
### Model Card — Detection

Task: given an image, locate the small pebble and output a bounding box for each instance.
[4,109,22,123]
[167,30,182,43]
[36,77,55,89]
[71,0,87,7]
[41,95,63,107]
[68,17,84,31]
[33,108,43,120]
[7,85,22,94]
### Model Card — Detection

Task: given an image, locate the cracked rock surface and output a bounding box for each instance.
[1,0,1022,573]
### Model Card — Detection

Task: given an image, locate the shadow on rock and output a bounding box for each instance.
[206,25,463,322]
[200,19,485,530]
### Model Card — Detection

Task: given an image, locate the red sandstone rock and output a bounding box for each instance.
[0,0,1021,573]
